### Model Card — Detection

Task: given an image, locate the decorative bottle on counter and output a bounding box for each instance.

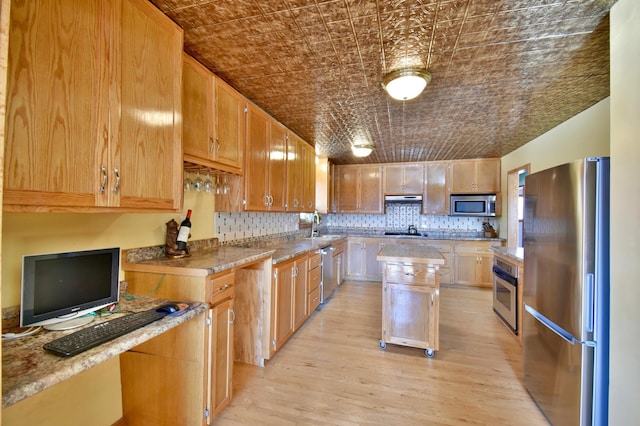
[176,209,192,250]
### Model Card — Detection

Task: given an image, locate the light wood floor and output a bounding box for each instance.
[215,280,549,425]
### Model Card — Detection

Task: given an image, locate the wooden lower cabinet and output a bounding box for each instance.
[271,254,308,354]
[454,241,502,288]
[123,270,236,425]
[381,262,439,355]
[346,238,385,280]
[307,251,322,313]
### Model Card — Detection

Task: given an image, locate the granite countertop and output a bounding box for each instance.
[377,244,446,265]
[2,297,207,407]
[261,235,347,264]
[491,246,524,263]
[122,245,276,276]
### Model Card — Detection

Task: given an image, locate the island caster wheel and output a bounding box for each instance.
[425,349,435,358]
[378,340,387,350]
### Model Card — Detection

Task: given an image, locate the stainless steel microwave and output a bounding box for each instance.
[450,194,496,217]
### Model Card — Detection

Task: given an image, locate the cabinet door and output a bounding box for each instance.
[214,76,244,171]
[286,133,303,211]
[210,299,234,417]
[449,160,477,194]
[382,283,438,350]
[269,120,287,212]
[454,253,479,285]
[4,0,112,209]
[346,240,364,276]
[475,159,501,193]
[273,262,294,351]
[293,260,308,330]
[245,104,270,210]
[383,165,404,194]
[402,164,425,194]
[359,165,383,213]
[424,162,450,215]
[183,54,214,162]
[336,166,358,212]
[303,144,316,211]
[477,254,494,287]
[364,240,384,278]
[118,0,183,210]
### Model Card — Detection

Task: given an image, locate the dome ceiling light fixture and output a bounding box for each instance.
[383,67,432,101]
[351,143,374,157]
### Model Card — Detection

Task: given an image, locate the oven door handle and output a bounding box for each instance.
[493,265,517,285]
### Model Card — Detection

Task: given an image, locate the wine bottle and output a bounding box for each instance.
[176,209,192,251]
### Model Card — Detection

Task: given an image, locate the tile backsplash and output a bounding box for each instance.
[325,203,497,233]
[215,205,497,243]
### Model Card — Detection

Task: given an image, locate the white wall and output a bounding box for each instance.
[609,0,640,423]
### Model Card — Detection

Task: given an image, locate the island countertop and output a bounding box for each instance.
[376,244,445,264]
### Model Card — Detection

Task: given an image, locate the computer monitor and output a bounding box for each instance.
[20,247,120,330]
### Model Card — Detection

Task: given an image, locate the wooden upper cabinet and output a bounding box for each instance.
[285,133,304,212]
[214,77,245,171]
[183,54,244,174]
[4,0,183,212]
[303,143,316,212]
[335,165,383,214]
[119,0,183,211]
[424,161,450,215]
[244,103,270,211]
[449,159,500,194]
[268,120,288,212]
[383,164,424,195]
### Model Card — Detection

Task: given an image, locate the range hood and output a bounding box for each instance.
[384,195,423,203]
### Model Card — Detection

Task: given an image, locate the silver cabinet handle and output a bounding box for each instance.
[209,136,215,153]
[216,138,220,153]
[100,164,107,194]
[113,167,120,194]
[230,308,235,324]
[218,284,231,292]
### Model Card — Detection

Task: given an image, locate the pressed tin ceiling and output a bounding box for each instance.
[151,0,614,165]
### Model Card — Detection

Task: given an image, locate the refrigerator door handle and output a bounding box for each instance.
[525,304,577,345]
[585,273,595,333]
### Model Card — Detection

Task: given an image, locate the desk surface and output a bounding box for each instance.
[1,298,207,407]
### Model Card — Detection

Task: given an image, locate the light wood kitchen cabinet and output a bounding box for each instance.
[303,143,317,211]
[245,104,287,211]
[286,132,305,212]
[335,165,383,213]
[449,158,501,194]
[393,238,453,285]
[272,254,308,353]
[123,269,236,424]
[424,161,450,215]
[346,238,385,280]
[454,241,502,288]
[182,54,245,174]
[383,164,424,195]
[4,0,183,212]
[307,251,322,315]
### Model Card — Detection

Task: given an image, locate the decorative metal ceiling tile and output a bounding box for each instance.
[152,0,614,165]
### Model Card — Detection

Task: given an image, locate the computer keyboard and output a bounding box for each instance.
[44,310,166,357]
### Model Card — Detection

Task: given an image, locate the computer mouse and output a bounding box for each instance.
[156,303,180,314]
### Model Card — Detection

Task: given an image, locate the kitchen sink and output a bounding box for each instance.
[384,231,427,237]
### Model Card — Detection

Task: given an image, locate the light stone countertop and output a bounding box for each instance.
[491,246,524,264]
[2,297,207,407]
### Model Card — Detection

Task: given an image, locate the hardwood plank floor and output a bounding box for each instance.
[215,281,548,425]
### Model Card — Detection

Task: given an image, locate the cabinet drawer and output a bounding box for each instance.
[308,285,321,313]
[308,252,322,270]
[308,265,322,292]
[385,263,436,285]
[209,272,235,305]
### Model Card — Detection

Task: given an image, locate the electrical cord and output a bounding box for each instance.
[121,274,165,301]
[2,326,42,341]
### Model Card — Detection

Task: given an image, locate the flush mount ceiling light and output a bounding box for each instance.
[351,143,374,157]
[383,67,432,101]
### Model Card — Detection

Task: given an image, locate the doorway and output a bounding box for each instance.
[507,165,530,248]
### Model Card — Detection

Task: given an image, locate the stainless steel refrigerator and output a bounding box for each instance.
[523,157,609,426]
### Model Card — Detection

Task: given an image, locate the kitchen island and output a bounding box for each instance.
[377,244,445,357]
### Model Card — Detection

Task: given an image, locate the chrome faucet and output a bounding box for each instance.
[408,225,418,235]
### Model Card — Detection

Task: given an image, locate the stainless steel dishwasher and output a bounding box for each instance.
[320,245,335,303]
